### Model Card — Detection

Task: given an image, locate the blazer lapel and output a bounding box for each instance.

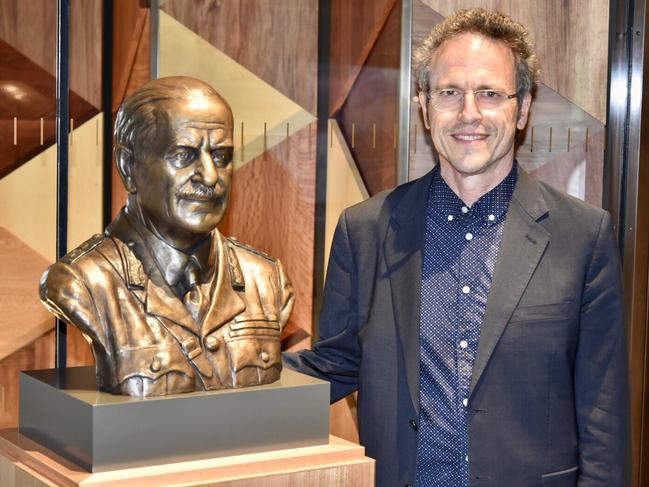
[469,169,550,395]
[384,170,434,416]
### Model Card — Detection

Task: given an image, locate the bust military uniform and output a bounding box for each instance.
[40,209,294,396]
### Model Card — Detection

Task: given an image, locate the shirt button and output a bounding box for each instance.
[447,214,454,221]
[488,214,495,221]
[462,285,470,294]
[260,351,270,363]
[460,340,468,349]
[150,357,162,373]
[409,419,418,431]
[462,398,468,407]
[461,206,468,213]
[465,232,473,241]
[465,455,469,462]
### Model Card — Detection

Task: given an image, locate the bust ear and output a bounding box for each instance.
[114,145,137,194]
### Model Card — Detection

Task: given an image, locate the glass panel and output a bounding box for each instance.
[0,0,60,427]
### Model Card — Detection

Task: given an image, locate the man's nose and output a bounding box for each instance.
[458,92,482,124]
[196,149,218,186]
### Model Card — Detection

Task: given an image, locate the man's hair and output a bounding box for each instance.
[114,76,230,156]
[413,8,540,103]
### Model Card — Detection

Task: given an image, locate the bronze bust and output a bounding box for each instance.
[39,77,294,397]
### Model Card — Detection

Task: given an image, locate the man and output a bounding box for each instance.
[284,9,628,487]
[40,77,294,397]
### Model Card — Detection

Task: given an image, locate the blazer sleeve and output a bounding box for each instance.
[283,210,361,402]
[575,211,629,486]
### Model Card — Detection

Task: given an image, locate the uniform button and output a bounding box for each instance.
[205,336,219,351]
[260,351,270,363]
[465,455,469,462]
[461,206,468,213]
[460,340,468,349]
[150,357,162,373]
[465,232,473,240]
[447,214,454,221]
[409,419,418,431]
[462,285,470,294]
[462,398,468,407]
[488,214,495,221]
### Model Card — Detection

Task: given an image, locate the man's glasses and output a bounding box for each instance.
[427,89,517,112]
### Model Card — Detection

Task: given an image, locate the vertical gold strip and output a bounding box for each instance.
[567,127,571,152]
[96,118,100,146]
[263,122,267,152]
[393,123,397,150]
[351,123,355,149]
[13,117,17,145]
[240,121,245,162]
[413,124,417,154]
[548,126,552,152]
[40,117,44,145]
[372,123,376,149]
[530,126,534,152]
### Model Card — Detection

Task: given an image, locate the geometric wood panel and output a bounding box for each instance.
[162,0,318,115]
[0,0,102,109]
[337,0,401,195]
[329,0,397,116]
[219,123,317,351]
[0,38,98,179]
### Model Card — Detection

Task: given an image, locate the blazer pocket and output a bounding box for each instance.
[509,301,573,324]
[541,465,578,486]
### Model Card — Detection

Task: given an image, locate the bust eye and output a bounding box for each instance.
[211,147,233,168]
[167,147,195,168]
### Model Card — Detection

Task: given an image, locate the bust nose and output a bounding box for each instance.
[196,149,218,187]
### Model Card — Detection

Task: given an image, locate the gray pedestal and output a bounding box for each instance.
[19,366,329,472]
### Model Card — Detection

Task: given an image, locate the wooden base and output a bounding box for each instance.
[0,429,374,486]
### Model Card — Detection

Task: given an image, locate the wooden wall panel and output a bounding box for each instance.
[329,0,396,116]
[111,0,150,218]
[219,123,316,351]
[421,0,609,122]
[0,0,102,109]
[162,0,318,115]
[0,331,54,429]
[338,1,401,195]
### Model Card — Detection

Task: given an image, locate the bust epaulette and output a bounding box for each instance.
[226,237,277,262]
[61,233,105,265]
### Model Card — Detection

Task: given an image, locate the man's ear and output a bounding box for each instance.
[516,93,532,130]
[114,145,137,194]
[418,91,431,130]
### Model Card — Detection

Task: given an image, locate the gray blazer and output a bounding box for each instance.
[284,167,629,487]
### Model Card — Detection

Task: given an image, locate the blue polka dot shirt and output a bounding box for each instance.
[415,163,517,486]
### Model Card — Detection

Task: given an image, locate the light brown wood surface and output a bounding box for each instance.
[421,0,609,122]
[162,0,318,115]
[220,123,316,352]
[0,431,374,487]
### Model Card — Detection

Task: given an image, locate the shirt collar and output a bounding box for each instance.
[428,162,517,222]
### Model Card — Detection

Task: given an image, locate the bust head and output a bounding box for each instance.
[114,77,234,251]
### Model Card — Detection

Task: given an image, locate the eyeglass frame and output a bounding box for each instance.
[426,89,518,112]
